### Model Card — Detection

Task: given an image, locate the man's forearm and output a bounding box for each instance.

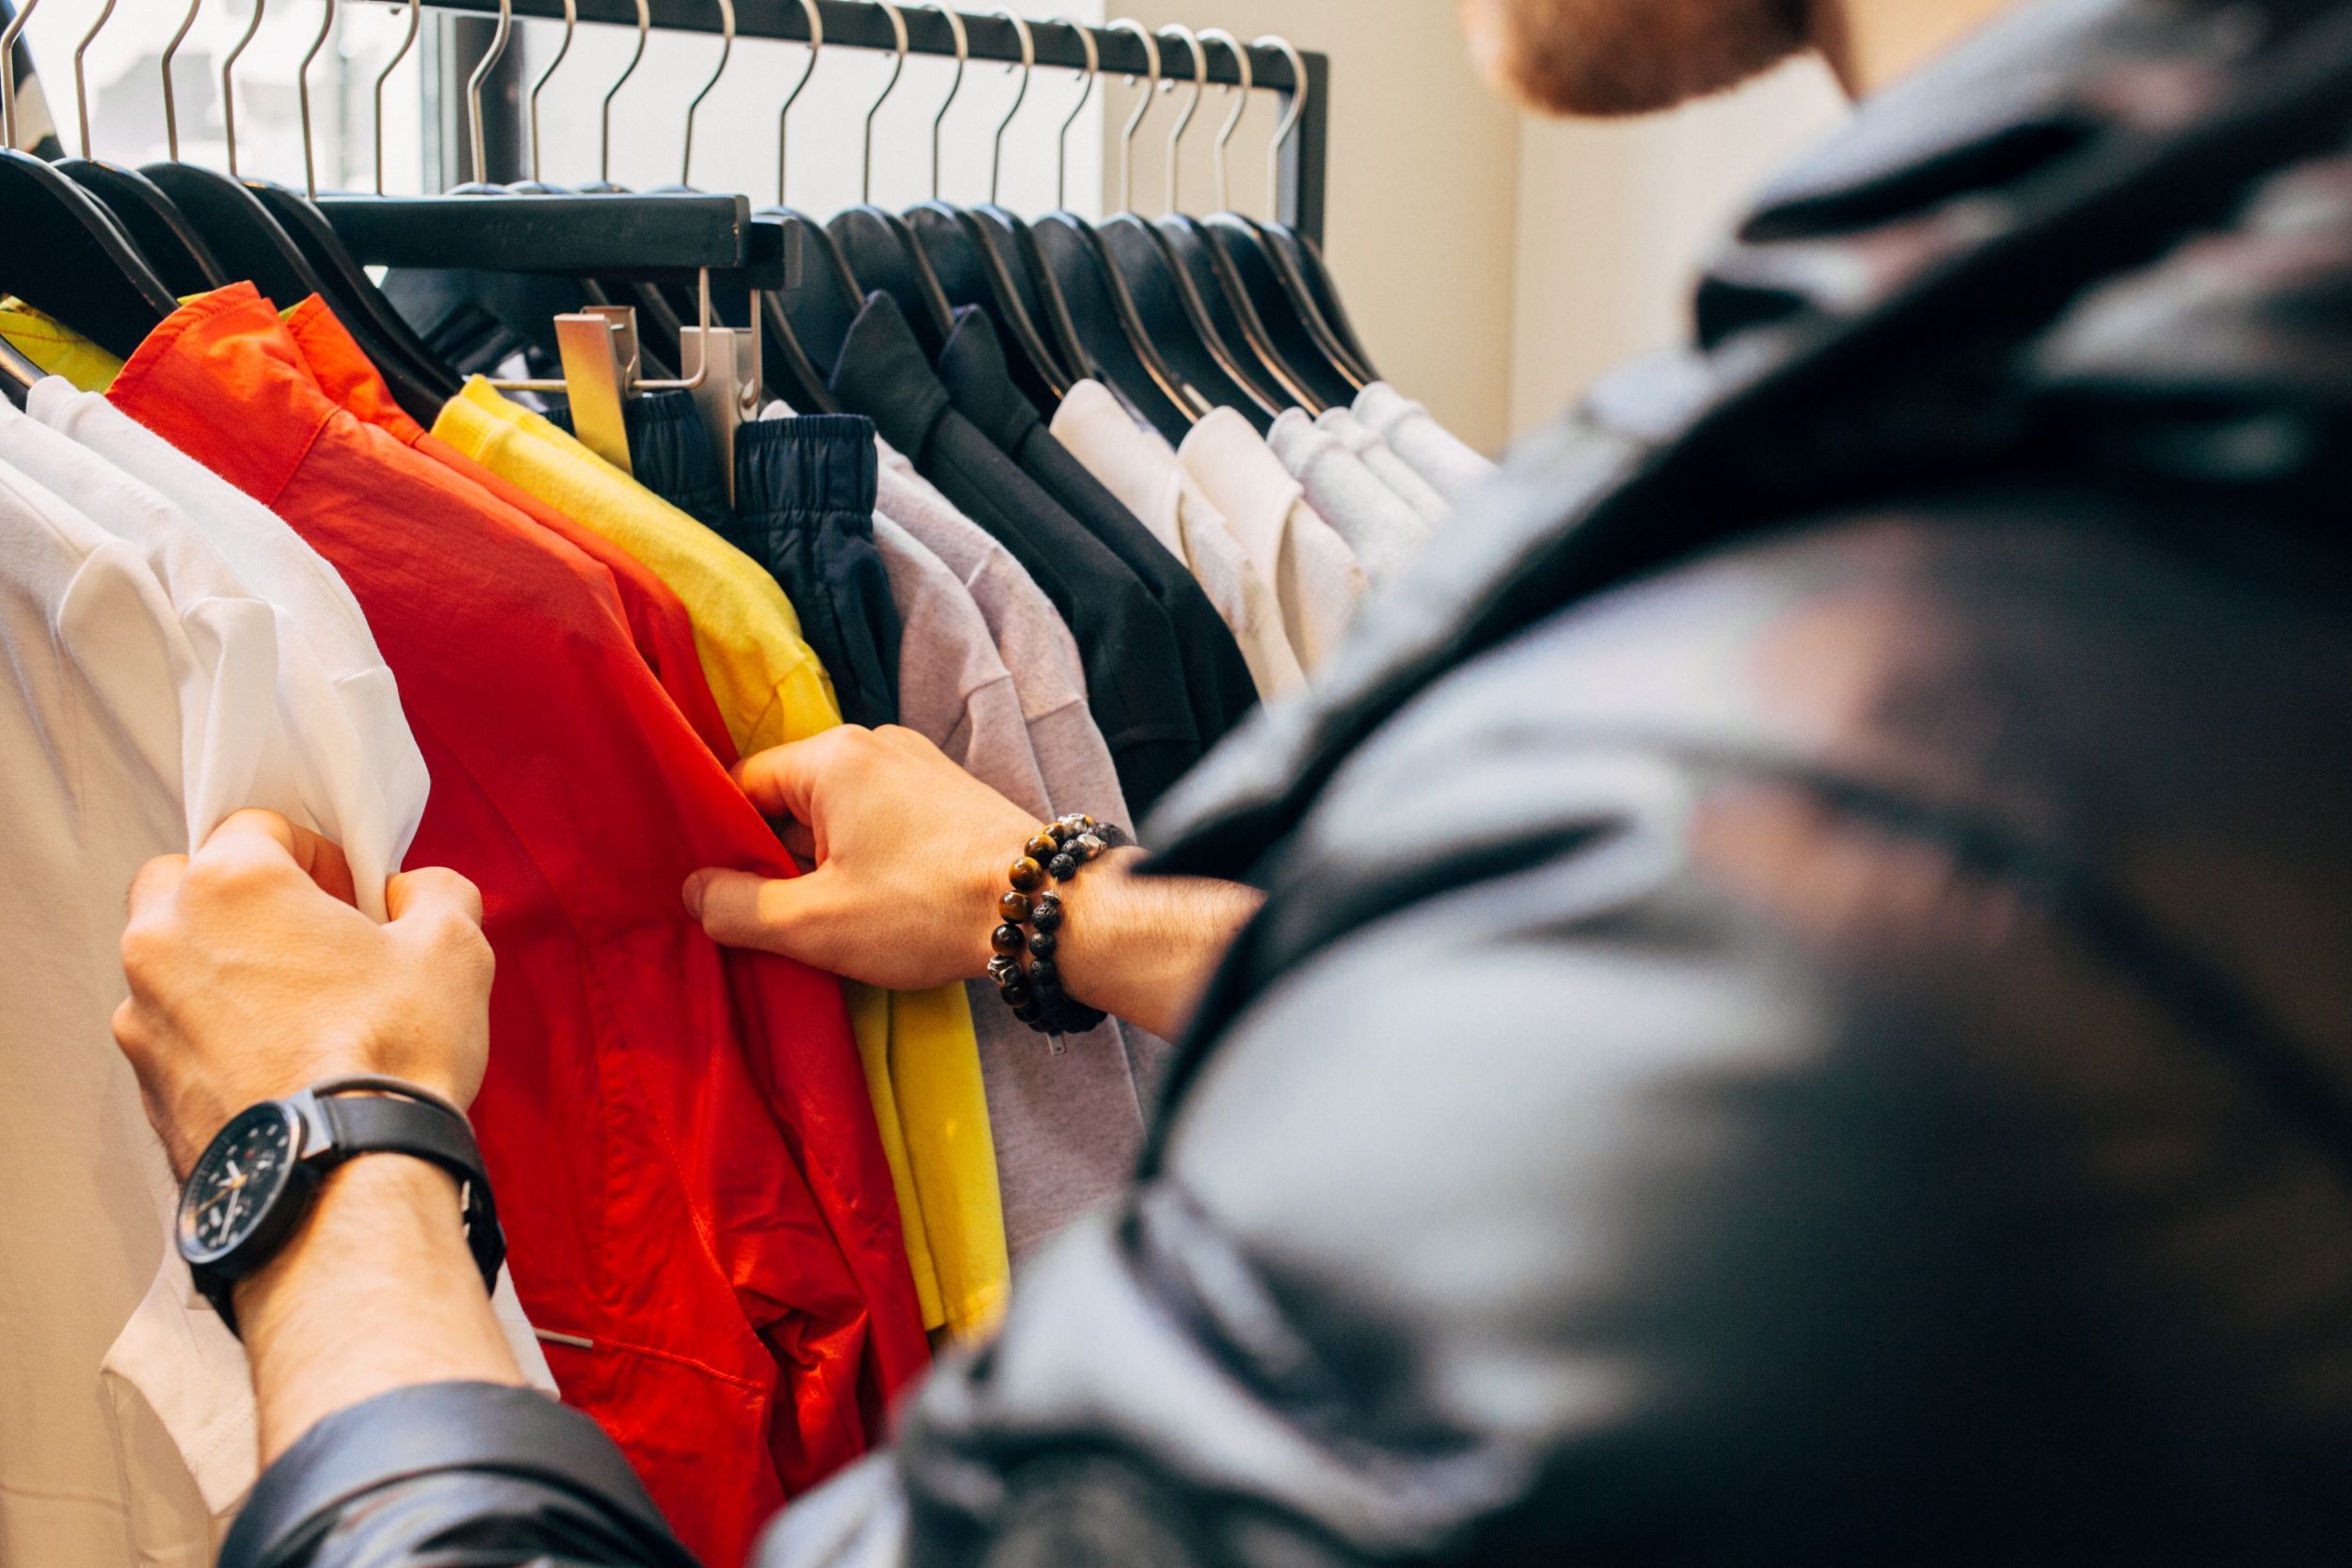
[1051,849,1263,1040]
[238,1155,525,1465]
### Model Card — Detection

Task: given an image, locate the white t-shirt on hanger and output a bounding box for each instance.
[1050,381,1307,703]
[1312,404,1453,525]
[1267,408,1437,594]
[1177,408,1369,674]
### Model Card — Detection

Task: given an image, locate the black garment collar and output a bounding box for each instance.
[827,291,952,459]
[933,306,1044,455]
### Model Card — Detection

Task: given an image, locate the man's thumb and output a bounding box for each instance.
[684,866,835,960]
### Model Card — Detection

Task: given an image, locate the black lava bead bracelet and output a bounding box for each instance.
[987,814,1127,1038]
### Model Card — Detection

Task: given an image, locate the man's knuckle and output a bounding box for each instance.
[183,850,270,899]
[117,919,169,980]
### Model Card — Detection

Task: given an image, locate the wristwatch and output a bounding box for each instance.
[176,1074,504,1338]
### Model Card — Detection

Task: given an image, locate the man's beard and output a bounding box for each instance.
[1459,0,1820,118]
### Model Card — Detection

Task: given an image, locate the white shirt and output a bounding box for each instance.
[1353,382,1498,504]
[1312,405,1452,525]
[0,455,224,1568]
[1266,408,1436,594]
[1050,381,1306,703]
[1177,409,1368,675]
[0,400,551,1568]
[29,379,429,900]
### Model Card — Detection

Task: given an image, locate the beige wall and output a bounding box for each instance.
[1103,1,1523,454]
[1108,4,1848,458]
[1507,57,1848,437]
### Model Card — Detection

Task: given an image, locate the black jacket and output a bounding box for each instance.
[825,291,1203,816]
[218,3,2352,1565]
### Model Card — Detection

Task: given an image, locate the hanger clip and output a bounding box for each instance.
[677,321,755,507]
[555,307,638,475]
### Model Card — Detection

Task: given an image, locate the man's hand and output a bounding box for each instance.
[115,808,496,1180]
[684,725,1041,991]
[113,809,523,1463]
[687,728,1263,1038]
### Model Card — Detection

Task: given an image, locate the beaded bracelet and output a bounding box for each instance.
[987,814,1128,1039]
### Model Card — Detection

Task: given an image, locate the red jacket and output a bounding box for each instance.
[280,298,739,768]
[111,285,928,1568]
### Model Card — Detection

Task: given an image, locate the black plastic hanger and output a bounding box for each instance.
[1093,24,1281,426]
[1148,26,1325,414]
[974,203,1099,380]
[1206,212,1364,401]
[137,0,342,313]
[0,3,173,350]
[1097,212,1279,426]
[1245,34,1378,385]
[1264,220,1378,382]
[961,21,1111,389]
[1015,23,1201,439]
[818,3,954,357]
[234,0,455,412]
[898,9,1069,409]
[908,206,1069,409]
[259,187,461,399]
[0,150,174,357]
[34,0,227,295]
[56,161,227,294]
[755,208,855,411]
[1185,31,1361,405]
[1031,211,1200,444]
[1155,213,1325,412]
[830,207,957,359]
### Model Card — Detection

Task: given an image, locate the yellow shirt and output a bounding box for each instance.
[0,299,122,391]
[435,378,838,756]
[434,378,1008,1338]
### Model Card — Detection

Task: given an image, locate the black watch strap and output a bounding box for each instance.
[311,1092,505,1295]
[194,1085,505,1338]
[313,1094,489,1195]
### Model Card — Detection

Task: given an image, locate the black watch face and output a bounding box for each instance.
[178,1101,302,1267]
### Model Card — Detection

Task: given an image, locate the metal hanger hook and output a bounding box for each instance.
[0,0,40,150]
[373,0,420,192]
[1199,27,1249,214]
[1258,32,1307,217]
[528,0,576,183]
[681,0,735,185]
[915,3,965,202]
[222,0,270,177]
[465,0,513,185]
[295,0,336,197]
[861,0,908,203]
[72,0,121,159]
[1046,15,1095,212]
[600,0,650,183]
[985,8,1032,206]
[777,0,821,204]
[1105,18,1156,214]
[160,0,205,162]
[1155,23,1203,217]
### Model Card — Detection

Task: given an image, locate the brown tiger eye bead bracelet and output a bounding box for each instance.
[988,814,1127,1037]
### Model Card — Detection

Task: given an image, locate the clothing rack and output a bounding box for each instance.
[398,0,1332,244]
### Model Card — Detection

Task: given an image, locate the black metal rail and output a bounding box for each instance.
[387,0,1330,241]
